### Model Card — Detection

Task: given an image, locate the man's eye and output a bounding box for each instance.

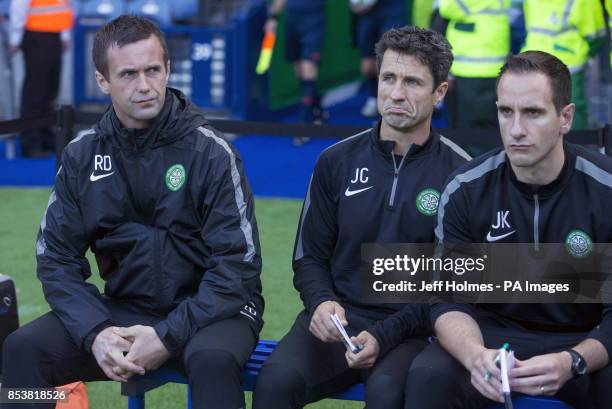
[526,109,540,117]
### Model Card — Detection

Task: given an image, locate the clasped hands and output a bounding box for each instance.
[468,347,573,403]
[91,325,170,382]
[309,301,380,369]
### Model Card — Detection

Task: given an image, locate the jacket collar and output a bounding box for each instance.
[95,88,208,152]
[369,120,439,158]
[509,142,576,199]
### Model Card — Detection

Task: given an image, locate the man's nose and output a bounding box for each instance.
[510,114,526,139]
[136,73,151,93]
[390,82,405,101]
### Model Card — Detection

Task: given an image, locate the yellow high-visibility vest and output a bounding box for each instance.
[607,0,611,65]
[522,0,606,73]
[25,0,73,33]
[440,0,511,78]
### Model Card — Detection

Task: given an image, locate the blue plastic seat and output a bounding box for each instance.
[170,0,197,23]
[0,0,10,17]
[78,0,125,20]
[126,0,171,27]
[122,340,575,409]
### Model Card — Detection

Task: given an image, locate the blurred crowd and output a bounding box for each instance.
[0,0,610,156]
[267,0,610,131]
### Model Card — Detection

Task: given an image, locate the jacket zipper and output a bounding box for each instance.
[533,194,540,251]
[153,228,164,310]
[389,153,407,207]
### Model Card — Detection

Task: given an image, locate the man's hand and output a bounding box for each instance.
[91,326,145,382]
[509,352,572,396]
[113,325,171,371]
[467,347,503,403]
[309,301,347,343]
[8,45,19,55]
[345,331,379,369]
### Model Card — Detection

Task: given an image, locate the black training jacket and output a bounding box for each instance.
[431,142,612,356]
[293,122,470,353]
[36,89,263,355]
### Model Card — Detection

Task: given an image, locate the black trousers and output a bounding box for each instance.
[404,316,612,409]
[19,31,62,156]
[253,310,427,409]
[1,299,259,409]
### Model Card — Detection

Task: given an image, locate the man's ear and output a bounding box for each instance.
[434,81,449,105]
[95,70,110,95]
[165,60,171,82]
[559,103,575,135]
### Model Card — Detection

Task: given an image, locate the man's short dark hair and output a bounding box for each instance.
[496,51,572,114]
[93,15,169,80]
[374,26,453,91]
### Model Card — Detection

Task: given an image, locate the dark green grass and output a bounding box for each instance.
[0,188,361,409]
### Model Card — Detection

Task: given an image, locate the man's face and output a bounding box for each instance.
[496,72,573,169]
[95,35,169,129]
[377,50,446,132]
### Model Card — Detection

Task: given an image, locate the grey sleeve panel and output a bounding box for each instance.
[197,126,256,262]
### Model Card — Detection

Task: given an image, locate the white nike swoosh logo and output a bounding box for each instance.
[345,186,373,197]
[90,171,115,182]
[486,230,516,242]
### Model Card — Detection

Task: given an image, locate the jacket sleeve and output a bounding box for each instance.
[37,151,113,352]
[154,139,262,355]
[292,153,339,315]
[367,304,431,356]
[587,238,612,357]
[587,304,612,358]
[430,180,476,327]
[574,0,607,55]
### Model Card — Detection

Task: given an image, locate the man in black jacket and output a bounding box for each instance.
[1,15,263,409]
[404,51,612,409]
[253,26,471,409]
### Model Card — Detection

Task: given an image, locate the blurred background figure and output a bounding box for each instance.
[432,0,511,129]
[521,0,606,130]
[264,0,326,126]
[9,0,73,157]
[350,0,407,118]
[265,0,326,145]
[0,1,14,124]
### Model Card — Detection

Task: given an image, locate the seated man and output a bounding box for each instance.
[405,51,612,409]
[253,26,471,409]
[1,15,263,409]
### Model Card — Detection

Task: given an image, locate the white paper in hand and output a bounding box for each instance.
[330,313,361,353]
[499,348,516,409]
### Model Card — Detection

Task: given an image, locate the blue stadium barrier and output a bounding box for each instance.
[121,340,574,409]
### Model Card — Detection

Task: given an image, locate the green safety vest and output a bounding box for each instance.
[440,0,511,78]
[522,0,607,73]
